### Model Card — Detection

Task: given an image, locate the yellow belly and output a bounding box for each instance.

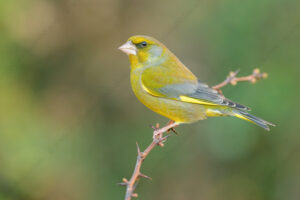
[130,70,207,123]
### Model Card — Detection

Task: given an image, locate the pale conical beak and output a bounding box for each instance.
[118,41,137,55]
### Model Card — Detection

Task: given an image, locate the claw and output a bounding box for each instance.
[165,120,178,135]
[168,127,178,135]
[153,130,161,140]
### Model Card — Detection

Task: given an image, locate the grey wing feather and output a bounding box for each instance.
[192,81,250,110]
[158,81,250,111]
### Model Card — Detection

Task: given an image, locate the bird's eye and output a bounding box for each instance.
[137,41,148,48]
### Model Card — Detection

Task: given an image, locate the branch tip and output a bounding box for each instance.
[262,73,268,78]
[212,68,268,94]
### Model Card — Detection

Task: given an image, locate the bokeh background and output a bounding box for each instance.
[1,0,300,199]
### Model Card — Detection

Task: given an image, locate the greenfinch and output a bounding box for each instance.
[119,35,274,130]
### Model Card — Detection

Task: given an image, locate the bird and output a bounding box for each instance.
[118,35,274,132]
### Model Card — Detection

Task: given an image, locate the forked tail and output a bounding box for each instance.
[233,110,275,131]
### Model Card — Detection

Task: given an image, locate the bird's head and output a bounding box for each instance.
[118,35,167,66]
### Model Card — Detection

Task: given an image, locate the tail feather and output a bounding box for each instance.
[233,110,275,131]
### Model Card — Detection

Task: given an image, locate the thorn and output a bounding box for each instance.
[230,69,239,78]
[156,134,172,146]
[118,178,128,186]
[162,134,172,140]
[132,193,138,198]
[139,173,152,180]
[136,142,141,156]
[234,69,240,75]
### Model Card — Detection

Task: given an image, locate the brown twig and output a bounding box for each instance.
[120,122,178,200]
[120,68,268,199]
[212,68,268,95]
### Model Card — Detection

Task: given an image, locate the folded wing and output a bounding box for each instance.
[141,66,249,111]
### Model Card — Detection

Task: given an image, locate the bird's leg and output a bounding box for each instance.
[166,120,178,135]
[152,122,179,140]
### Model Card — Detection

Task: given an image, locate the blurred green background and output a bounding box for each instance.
[0,0,300,199]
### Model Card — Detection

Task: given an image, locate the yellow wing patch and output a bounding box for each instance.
[206,108,225,117]
[234,113,253,123]
[141,83,160,97]
[179,96,218,106]
[142,83,219,106]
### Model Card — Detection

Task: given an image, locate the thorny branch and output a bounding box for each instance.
[119,122,178,200]
[120,68,268,200]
